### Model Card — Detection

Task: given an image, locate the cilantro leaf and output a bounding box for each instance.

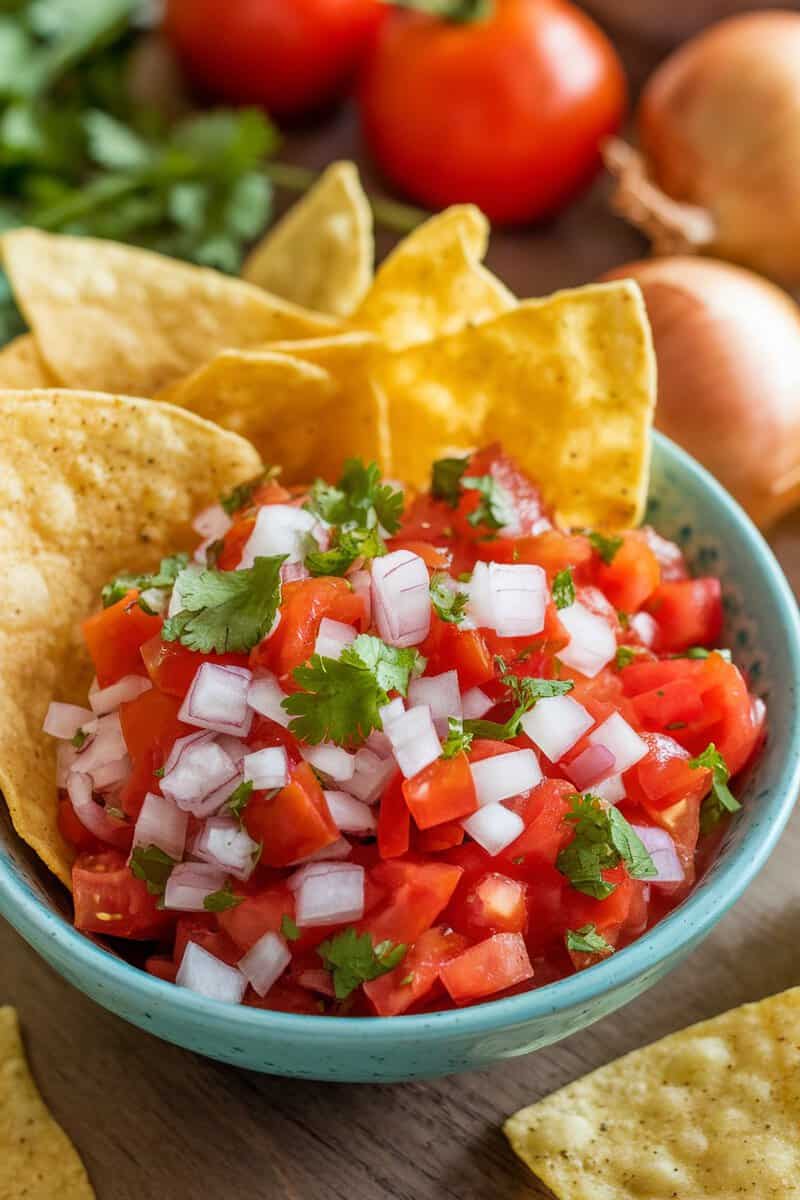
[556,794,656,898]
[552,568,575,610]
[284,655,386,746]
[304,525,385,577]
[431,455,468,507]
[203,881,243,913]
[71,727,88,749]
[317,927,407,999]
[587,531,623,565]
[565,924,614,956]
[219,468,278,515]
[462,474,515,531]
[162,555,285,653]
[306,459,403,535]
[129,844,176,898]
[223,780,253,822]
[615,645,637,670]
[281,914,300,942]
[690,742,741,833]
[465,664,573,741]
[607,807,658,879]
[341,634,425,696]
[441,716,473,759]
[430,573,468,624]
[101,552,188,608]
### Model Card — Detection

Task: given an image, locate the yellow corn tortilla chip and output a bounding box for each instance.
[352,204,515,350]
[242,161,373,319]
[0,1007,94,1199]
[0,332,56,388]
[505,986,800,1200]
[0,390,261,887]
[1,228,340,397]
[369,280,656,529]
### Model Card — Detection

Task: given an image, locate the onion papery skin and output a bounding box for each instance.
[603,256,800,528]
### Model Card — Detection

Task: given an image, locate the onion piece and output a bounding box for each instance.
[67,772,130,847]
[631,824,684,883]
[238,932,291,997]
[342,748,396,803]
[378,697,405,730]
[193,503,231,541]
[593,773,626,805]
[243,745,289,790]
[520,695,593,763]
[179,663,253,737]
[176,942,246,1004]
[468,562,546,637]
[247,673,291,728]
[385,705,441,779]
[193,816,260,880]
[462,804,525,856]
[557,602,616,678]
[89,674,151,716]
[42,702,94,740]
[323,790,376,835]
[301,743,355,783]
[629,612,658,648]
[164,862,228,911]
[469,750,541,808]
[371,550,431,648]
[294,863,365,927]
[239,503,323,568]
[72,713,127,774]
[588,713,648,774]
[90,755,131,791]
[314,617,357,660]
[461,687,493,720]
[133,791,188,860]
[161,735,239,816]
[408,670,462,730]
[566,744,616,790]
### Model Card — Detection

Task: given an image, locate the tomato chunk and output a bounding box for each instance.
[244,762,339,867]
[645,578,723,652]
[82,591,162,686]
[465,873,527,934]
[72,850,173,940]
[364,927,467,1016]
[362,860,463,945]
[217,884,295,952]
[251,577,366,679]
[141,636,249,697]
[378,771,410,859]
[440,932,533,1004]
[402,751,477,829]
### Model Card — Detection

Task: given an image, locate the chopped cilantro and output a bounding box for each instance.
[105,806,126,822]
[341,634,425,696]
[556,794,656,899]
[431,455,469,507]
[153,766,165,779]
[129,845,176,898]
[465,662,573,741]
[690,743,741,833]
[284,656,384,746]
[317,928,407,999]
[679,646,733,662]
[399,973,415,987]
[71,728,89,749]
[305,459,403,535]
[441,716,474,759]
[462,474,515,531]
[162,554,285,653]
[304,525,385,577]
[430,573,468,624]
[203,882,243,912]
[615,645,637,670]
[552,568,575,610]
[565,925,614,956]
[281,914,301,942]
[220,469,278,516]
[617,610,630,629]
[223,780,254,822]
[101,552,189,609]
[587,531,623,565]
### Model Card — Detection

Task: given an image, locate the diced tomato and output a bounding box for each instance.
[439,932,533,1004]
[465,873,527,934]
[251,577,366,680]
[245,980,323,1015]
[513,529,593,581]
[377,770,410,859]
[176,925,241,967]
[620,658,705,697]
[468,738,517,763]
[245,762,339,867]
[562,865,640,939]
[645,578,723,653]
[503,778,575,866]
[117,747,160,821]
[415,820,465,852]
[364,927,468,1016]
[119,687,188,763]
[217,883,295,952]
[402,751,477,829]
[72,850,173,940]
[217,515,255,570]
[361,860,463,945]
[420,614,495,689]
[593,531,661,613]
[145,955,178,983]
[251,478,293,508]
[173,912,216,963]
[632,678,705,729]
[58,795,104,853]
[454,444,550,539]
[82,591,162,687]
[141,636,249,697]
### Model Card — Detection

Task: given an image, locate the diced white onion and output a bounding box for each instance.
[408,670,462,730]
[557,602,617,678]
[468,561,546,637]
[342,748,396,803]
[215,734,247,764]
[238,931,291,997]
[365,728,393,758]
[193,503,231,541]
[566,744,616,790]
[67,771,129,846]
[371,550,431,648]
[301,741,355,782]
[56,741,79,787]
[164,862,228,911]
[630,611,658,648]
[193,816,260,880]
[461,687,493,720]
[179,663,253,737]
[243,745,289,790]
[133,791,188,860]
[293,863,365,927]
[462,804,525,855]
[588,713,648,774]
[138,586,169,614]
[247,673,291,728]
[161,735,239,817]
[520,695,593,763]
[314,617,357,660]
[176,942,246,1004]
[379,697,405,730]
[631,825,685,883]
[469,750,542,808]
[386,705,441,779]
[281,561,311,585]
[323,790,376,835]
[89,674,151,716]
[72,713,127,773]
[90,755,131,791]
[593,773,626,805]
[168,564,202,618]
[43,702,94,740]
[238,504,323,568]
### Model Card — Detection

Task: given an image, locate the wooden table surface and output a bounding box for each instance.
[5,20,800,1200]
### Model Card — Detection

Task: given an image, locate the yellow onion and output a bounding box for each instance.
[604,12,800,288]
[580,0,787,44]
[602,257,800,527]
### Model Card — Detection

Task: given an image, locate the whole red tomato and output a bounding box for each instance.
[358,0,626,223]
[164,0,386,119]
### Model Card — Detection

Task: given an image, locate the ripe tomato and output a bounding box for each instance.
[402,751,477,829]
[82,591,161,686]
[165,0,385,118]
[244,762,339,867]
[72,850,173,940]
[359,0,626,223]
[377,771,410,859]
[439,932,533,1003]
[364,926,467,1016]
[361,860,463,945]
[593,531,661,613]
[141,636,249,698]
[644,578,723,653]
[251,577,366,681]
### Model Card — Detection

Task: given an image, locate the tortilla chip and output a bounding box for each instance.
[0,333,56,388]
[369,280,656,529]
[1,228,340,397]
[0,1007,94,1199]
[352,205,514,350]
[0,390,261,887]
[505,987,800,1200]
[242,162,373,319]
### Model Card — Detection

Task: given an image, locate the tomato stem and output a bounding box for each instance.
[389,0,493,22]
[261,162,428,235]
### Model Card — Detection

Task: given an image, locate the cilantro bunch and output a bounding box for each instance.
[303,460,404,577]
[556,794,657,899]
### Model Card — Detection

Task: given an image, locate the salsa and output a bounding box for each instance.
[45,445,765,1016]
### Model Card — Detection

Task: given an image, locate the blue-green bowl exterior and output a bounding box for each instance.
[2,433,799,1081]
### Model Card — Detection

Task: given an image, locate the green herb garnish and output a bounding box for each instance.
[162,554,285,653]
[71,727,88,749]
[462,474,515,531]
[304,524,385,577]
[220,468,278,516]
[614,645,637,670]
[281,914,301,942]
[556,794,657,899]
[317,928,407,1000]
[305,459,403,535]
[223,780,254,822]
[587,531,623,565]
[101,552,188,608]
[464,658,573,741]
[690,743,741,833]
[441,716,474,759]
[552,568,575,610]
[129,844,176,898]
[430,573,468,624]
[203,881,244,913]
[565,925,614,956]
[431,455,469,506]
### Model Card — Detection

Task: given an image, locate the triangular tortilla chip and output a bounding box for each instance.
[0,332,56,388]
[505,986,800,1200]
[0,390,262,886]
[242,162,373,318]
[1,229,339,397]
[0,1007,94,1199]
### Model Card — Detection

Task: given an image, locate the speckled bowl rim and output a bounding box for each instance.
[2,432,800,1046]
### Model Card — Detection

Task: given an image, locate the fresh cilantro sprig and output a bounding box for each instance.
[431,455,469,507]
[462,474,515,532]
[306,460,403,535]
[464,658,573,741]
[441,716,473,759]
[203,881,243,913]
[304,525,385,577]
[162,555,285,653]
[690,743,741,833]
[317,928,407,1000]
[71,728,89,749]
[565,925,614,956]
[129,844,176,898]
[556,794,657,899]
[587,531,623,565]
[281,914,300,942]
[430,573,468,624]
[552,568,575,610]
[220,468,279,516]
[223,780,254,823]
[615,645,637,670]
[341,635,425,695]
[101,552,188,609]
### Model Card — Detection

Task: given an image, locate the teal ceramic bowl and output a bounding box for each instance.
[1,433,799,1082]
